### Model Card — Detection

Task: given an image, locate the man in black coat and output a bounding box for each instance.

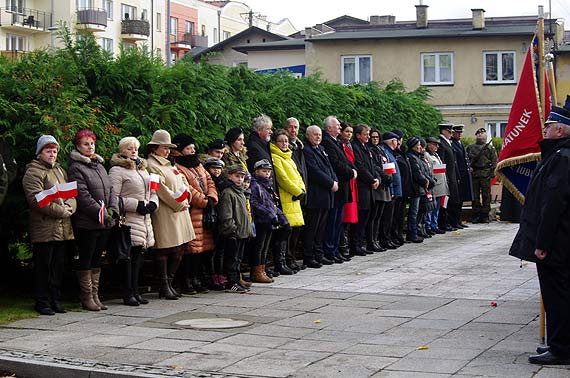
[509,98,570,365]
[320,116,357,263]
[302,126,338,268]
[437,123,460,231]
[450,124,473,228]
[246,114,274,175]
[390,129,412,245]
[351,124,380,256]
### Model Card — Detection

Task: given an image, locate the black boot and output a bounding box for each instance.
[274,240,294,275]
[121,259,139,306]
[167,256,182,297]
[157,258,177,300]
[131,249,148,304]
[191,254,209,293]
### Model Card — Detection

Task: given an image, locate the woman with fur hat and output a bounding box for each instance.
[146,130,195,300]
[171,133,220,292]
[23,135,77,315]
[68,129,118,311]
[109,137,157,306]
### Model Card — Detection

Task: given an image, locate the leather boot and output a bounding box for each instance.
[191,254,209,293]
[91,268,107,310]
[167,256,182,297]
[77,270,100,311]
[273,240,294,275]
[157,258,178,300]
[131,250,148,304]
[121,260,139,306]
[251,265,273,283]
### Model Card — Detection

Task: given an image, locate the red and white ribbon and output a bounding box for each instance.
[172,185,189,203]
[98,200,107,225]
[34,181,78,208]
[440,195,449,209]
[149,173,160,191]
[433,163,446,174]
[382,162,396,174]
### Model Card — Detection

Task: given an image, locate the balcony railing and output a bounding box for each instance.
[0,7,52,31]
[188,33,208,48]
[76,8,107,27]
[121,19,150,37]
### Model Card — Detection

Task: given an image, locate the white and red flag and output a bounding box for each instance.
[149,173,160,191]
[382,162,396,174]
[433,163,446,174]
[34,181,78,208]
[440,195,449,209]
[98,200,107,225]
[172,185,189,203]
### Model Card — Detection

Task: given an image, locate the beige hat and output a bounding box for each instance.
[148,130,176,148]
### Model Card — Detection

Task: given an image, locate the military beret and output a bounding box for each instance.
[475,128,487,135]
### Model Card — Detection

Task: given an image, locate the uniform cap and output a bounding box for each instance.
[254,159,272,170]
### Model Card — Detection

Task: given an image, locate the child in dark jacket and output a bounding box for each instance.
[249,159,290,283]
[218,164,253,293]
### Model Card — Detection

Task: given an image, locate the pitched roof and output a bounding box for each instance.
[233,38,305,53]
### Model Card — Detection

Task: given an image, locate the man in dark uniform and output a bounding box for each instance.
[509,96,570,365]
[450,124,472,228]
[467,128,497,223]
[437,123,460,231]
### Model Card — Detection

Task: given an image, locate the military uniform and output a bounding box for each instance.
[467,130,497,222]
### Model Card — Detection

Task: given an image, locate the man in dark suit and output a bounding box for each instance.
[437,123,460,231]
[320,116,357,263]
[302,126,338,268]
[450,124,473,228]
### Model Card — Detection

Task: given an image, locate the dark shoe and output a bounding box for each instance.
[304,259,322,269]
[35,305,55,316]
[181,278,197,295]
[275,263,294,275]
[319,257,334,265]
[528,351,570,365]
[471,216,481,224]
[406,236,424,243]
[339,254,351,262]
[480,217,490,223]
[123,296,140,306]
[134,294,149,304]
[192,279,210,293]
[389,239,402,247]
[367,243,383,252]
[50,302,66,314]
[453,223,464,229]
[536,345,549,354]
[427,229,436,236]
[460,223,469,228]
[333,257,344,264]
[381,241,398,250]
[339,250,352,260]
[350,248,367,257]
[434,228,446,234]
[226,283,247,293]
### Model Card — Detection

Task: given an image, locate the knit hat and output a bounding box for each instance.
[225,127,244,145]
[36,135,60,155]
[382,131,399,141]
[406,136,421,149]
[207,139,226,150]
[172,133,195,152]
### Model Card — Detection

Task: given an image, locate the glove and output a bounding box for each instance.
[293,191,306,202]
[136,201,149,215]
[146,201,157,214]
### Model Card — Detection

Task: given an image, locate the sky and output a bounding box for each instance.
[241,0,570,31]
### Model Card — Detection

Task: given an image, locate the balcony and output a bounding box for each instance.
[121,18,150,41]
[76,8,107,32]
[189,34,208,48]
[1,50,26,60]
[171,33,208,51]
[0,7,52,33]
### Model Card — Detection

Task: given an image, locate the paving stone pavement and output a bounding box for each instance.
[1,222,570,377]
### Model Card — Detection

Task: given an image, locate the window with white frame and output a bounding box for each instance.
[6,0,25,13]
[421,52,453,85]
[103,0,112,19]
[222,30,231,40]
[156,13,161,31]
[121,4,136,20]
[101,37,113,53]
[77,0,92,10]
[341,55,372,85]
[213,27,218,43]
[5,33,26,51]
[169,17,177,38]
[185,21,194,35]
[484,51,515,84]
[486,121,508,139]
[141,9,147,21]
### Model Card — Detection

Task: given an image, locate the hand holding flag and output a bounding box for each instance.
[149,173,160,191]
[35,181,78,208]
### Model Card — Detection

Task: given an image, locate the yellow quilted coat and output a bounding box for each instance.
[270,143,305,227]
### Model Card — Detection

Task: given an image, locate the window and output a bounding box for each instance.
[484,51,515,84]
[213,27,218,43]
[121,4,136,20]
[421,52,453,85]
[185,21,194,35]
[486,121,508,139]
[201,24,206,36]
[156,13,161,31]
[222,30,231,40]
[169,17,177,37]
[141,9,147,21]
[341,55,372,85]
[5,33,26,51]
[101,37,113,53]
[6,0,25,12]
[103,0,112,19]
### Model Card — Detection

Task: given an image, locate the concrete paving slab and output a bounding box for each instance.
[292,353,397,378]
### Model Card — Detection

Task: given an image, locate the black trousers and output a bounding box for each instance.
[350,208,370,249]
[383,199,397,242]
[249,225,273,266]
[447,202,462,227]
[367,201,385,244]
[223,238,247,285]
[74,228,110,270]
[33,241,67,309]
[537,263,570,357]
[303,208,329,261]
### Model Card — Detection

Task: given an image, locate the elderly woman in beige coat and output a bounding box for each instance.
[109,137,157,306]
[23,135,76,315]
[147,130,195,300]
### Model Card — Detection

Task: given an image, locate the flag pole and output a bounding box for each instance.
[537,13,546,345]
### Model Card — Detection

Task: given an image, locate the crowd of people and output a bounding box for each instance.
[23,115,497,315]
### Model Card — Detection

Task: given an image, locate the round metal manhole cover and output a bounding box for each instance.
[173,318,251,329]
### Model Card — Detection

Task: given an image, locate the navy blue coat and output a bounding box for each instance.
[303,141,337,209]
[352,140,377,210]
[320,133,356,207]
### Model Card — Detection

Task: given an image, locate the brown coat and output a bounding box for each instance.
[147,153,195,249]
[222,146,249,173]
[22,159,76,244]
[173,155,219,253]
[109,154,157,249]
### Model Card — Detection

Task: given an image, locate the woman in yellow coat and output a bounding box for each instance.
[270,130,305,271]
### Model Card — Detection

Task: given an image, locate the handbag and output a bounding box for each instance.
[203,197,218,230]
[108,197,132,261]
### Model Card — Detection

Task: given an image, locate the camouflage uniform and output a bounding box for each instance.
[466,140,497,222]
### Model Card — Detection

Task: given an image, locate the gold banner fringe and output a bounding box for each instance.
[495,152,542,205]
